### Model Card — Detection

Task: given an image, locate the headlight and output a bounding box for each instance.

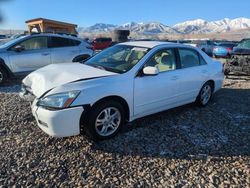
[37,91,80,109]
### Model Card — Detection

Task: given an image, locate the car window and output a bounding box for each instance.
[15,37,48,50]
[144,49,176,73]
[85,45,149,73]
[179,49,200,68]
[199,56,207,65]
[50,37,80,48]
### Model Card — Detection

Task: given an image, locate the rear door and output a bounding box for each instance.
[175,48,209,103]
[49,36,80,64]
[8,36,51,73]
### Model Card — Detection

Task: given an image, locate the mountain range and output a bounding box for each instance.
[78,17,250,35]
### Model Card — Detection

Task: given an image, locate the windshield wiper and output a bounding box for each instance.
[86,64,123,74]
[92,65,107,71]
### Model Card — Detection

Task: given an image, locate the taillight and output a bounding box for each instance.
[226,48,232,52]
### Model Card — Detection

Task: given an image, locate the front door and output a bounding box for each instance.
[8,36,51,73]
[134,48,180,117]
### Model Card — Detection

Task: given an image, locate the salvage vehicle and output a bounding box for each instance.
[0,33,93,84]
[20,41,224,140]
[191,40,215,57]
[224,38,250,75]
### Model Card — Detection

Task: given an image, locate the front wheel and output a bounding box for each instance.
[84,100,125,140]
[0,67,8,85]
[196,82,213,106]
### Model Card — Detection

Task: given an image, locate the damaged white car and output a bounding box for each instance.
[20,41,224,140]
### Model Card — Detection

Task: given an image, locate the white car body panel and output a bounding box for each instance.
[8,48,51,73]
[32,99,84,137]
[20,41,224,137]
[22,63,117,97]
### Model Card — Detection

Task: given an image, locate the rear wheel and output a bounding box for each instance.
[0,67,7,85]
[196,82,213,106]
[84,100,125,140]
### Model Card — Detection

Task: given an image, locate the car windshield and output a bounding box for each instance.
[237,39,250,49]
[85,45,150,73]
[0,36,26,49]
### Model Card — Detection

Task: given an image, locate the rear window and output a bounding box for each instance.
[49,37,81,48]
[179,48,206,68]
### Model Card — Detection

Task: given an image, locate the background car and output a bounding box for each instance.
[0,33,93,84]
[20,41,224,140]
[213,42,237,58]
[0,34,7,40]
[191,40,215,56]
[224,38,250,75]
[92,37,112,51]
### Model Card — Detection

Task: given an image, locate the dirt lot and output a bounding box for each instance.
[0,76,249,187]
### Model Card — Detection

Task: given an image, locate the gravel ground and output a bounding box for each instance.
[0,76,249,187]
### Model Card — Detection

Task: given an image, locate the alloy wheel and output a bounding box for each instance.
[95,107,121,137]
[200,85,212,105]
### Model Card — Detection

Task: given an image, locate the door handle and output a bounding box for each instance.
[41,53,50,56]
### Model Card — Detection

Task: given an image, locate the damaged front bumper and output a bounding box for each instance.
[19,85,84,137]
[19,84,36,102]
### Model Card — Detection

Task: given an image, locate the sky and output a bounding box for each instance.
[0,0,250,30]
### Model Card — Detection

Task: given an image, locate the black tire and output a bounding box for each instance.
[196,82,213,107]
[84,100,125,140]
[0,67,8,85]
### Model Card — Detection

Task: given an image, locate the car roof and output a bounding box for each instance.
[120,41,191,49]
[27,33,83,41]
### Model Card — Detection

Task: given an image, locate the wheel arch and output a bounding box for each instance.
[79,95,130,134]
[201,80,215,93]
[72,54,91,62]
[91,95,130,121]
[0,58,13,77]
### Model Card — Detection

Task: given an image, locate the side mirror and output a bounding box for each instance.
[14,45,25,52]
[143,66,159,76]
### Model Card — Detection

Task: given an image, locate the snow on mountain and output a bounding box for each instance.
[78,23,117,33]
[120,22,179,34]
[78,18,250,35]
[174,17,250,34]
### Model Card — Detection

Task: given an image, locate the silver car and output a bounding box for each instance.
[0,33,94,84]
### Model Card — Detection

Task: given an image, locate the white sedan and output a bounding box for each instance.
[20,41,224,140]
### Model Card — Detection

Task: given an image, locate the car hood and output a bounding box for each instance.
[23,63,117,97]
